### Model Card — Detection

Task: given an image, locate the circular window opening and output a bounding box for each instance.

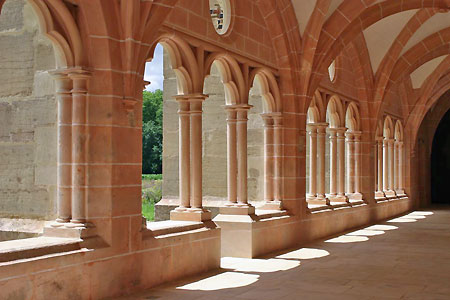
[328,60,336,82]
[209,0,231,35]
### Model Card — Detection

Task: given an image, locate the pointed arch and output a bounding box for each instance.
[249,68,281,113]
[383,116,394,139]
[326,95,345,128]
[346,102,361,131]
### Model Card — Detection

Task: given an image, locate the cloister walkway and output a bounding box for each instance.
[115,207,450,300]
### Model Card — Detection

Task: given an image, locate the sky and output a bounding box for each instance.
[144,44,164,92]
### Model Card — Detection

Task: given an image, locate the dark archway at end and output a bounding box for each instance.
[431,108,450,204]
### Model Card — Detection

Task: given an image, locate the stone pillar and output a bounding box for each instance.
[171,94,211,221]
[306,124,317,200]
[375,137,385,199]
[346,132,355,195]
[337,128,347,200]
[397,142,405,195]
[273,115,283,203]
[353,132,363,200]
[68,71,91,225]
[388,139,395,195]
[261,114,274,202]
[175,97,191,211]
[328,129,338,196]
[316,124,328,201]
[394,141,399,191]
[52,72,73,223]
[236,105,252,207]
[225,106,238,205]
[383,138,389,192]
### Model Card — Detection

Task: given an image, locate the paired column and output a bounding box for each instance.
[69,71,91,225]
[316,124,327,201]
[225,106,238,204]
[328,129,338,197]
[236,105,252,207]
[394,141,399,191]
[306,124,318,200]
[388,139,395,195]
[383,139,390,193]
[397,141,405,195]
[353,132,362,198]
[346,132,355,195]
[52,71,73,223]
[273,115,283,203]
[337,128,347,199]
[171,94,211,221]
[261,114,274,203]
[375,137,385,198]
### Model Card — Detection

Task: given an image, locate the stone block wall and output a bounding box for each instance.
[161,50,265,212]
[0,0,56,219]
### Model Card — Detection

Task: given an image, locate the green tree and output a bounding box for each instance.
[142,90,163,174]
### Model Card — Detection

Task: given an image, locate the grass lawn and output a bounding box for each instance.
[142,200,155,221]
[142,175,162,222]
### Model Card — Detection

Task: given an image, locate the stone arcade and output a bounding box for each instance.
[0,0,450,299]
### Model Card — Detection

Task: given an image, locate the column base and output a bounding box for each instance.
[328,195,349,203]
[384,190,397,199]
[170,209,212,222]
[44,221,96,239]
[259,200,283,211]
[375,190,386,200]
[218,204,256,215]
[395,189,406,197]
[307,197,330,205]
[347,192,363,201]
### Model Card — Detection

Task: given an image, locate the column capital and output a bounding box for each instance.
[384,138,395,145]
[173,93,208,102]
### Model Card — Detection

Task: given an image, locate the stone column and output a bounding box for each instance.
[236,105,253,210]
[394,141,399,191]
[316,124,327,201]
[261,114,274,203]
[383,138,389,192]
[52,72,73,224]
[398,142,404,195]
[353,132,362,199]
[306,124,318,200]
[375,137,385,198]
[337,128,347,199]
[171,94,211,222]
[175,97,191,211]
[346,132,355,195]
[189,97,206,210]
[273,115,283,203]
[225,106,238,205]
[388,139,395,194]
[68,71,91,225]
[328,129,338,197]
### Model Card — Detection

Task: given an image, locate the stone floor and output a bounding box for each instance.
[114,206,450,300]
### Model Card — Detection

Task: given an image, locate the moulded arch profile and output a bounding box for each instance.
[383,116,394,139]
[151,37,196,95]
[326,95,344,128]
[308,91,326,123]
[345,102,360,131]
[375,120,383,138]
[394,120,404,142]
[250,68,281,113]
[204,53,246,105]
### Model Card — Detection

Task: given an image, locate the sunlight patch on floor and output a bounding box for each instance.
[177,272,259,291]
[388,217,417,223]
[221,257,299,273]
[276,248,330,260]
[365,224,398,231]
[409,211,434,216]
[325,235,369,243]
[346,229,385,236]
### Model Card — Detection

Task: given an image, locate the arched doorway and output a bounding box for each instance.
[431,108,450,205]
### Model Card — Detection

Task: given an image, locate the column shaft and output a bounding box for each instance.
[307,126,317,198]
[262,115,274,202]
[383,139,389,191]
[273,117,282,201]
[377,139,383,192]
[346,133,355,194]
[316,125,327,198]
[176,100,190,210]
[237,107,250,205]
[398,142,404,191]
[69,72,90,224]
[337,129,346,196]
[329,130,338,195]
[388,140,395,191]
[190,99,203,209]
[394,142,399,191]
[54,72,72,223]
[226,107,238,204]
[354,133,362,194]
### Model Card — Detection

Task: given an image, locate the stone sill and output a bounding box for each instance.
[255,209,289,220]
[309,200,366,214]
[0,236,84,264]
[376,196,409,204]
[144,220,205,237]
